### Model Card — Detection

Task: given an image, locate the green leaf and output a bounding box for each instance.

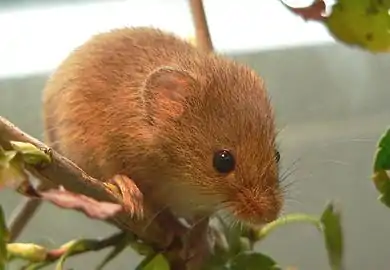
[373,171,390,207]
[320,202,344,270]
[229,251,281,270]
[202,256,230,270]
[324,0,390,52]
[0,149,28,190]
[373,128,390,208]
[136,253,170,270]
[10,141,51,165]
[0,143,49,191]
[374,128,390,171]
[7,243,47,262]
[0,206,8,270]
[0,147,17,165]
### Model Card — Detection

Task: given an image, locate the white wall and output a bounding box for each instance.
[0,0,335,78]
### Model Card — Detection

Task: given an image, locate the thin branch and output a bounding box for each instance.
[0,116,175,249]
[46,231,126,261]
[7,197,42,242]
[189,0,214,52]
[7,231,129,269]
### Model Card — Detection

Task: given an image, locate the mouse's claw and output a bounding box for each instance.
[106,174,144,219]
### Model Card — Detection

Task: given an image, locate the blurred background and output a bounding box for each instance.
[1,0,390,269]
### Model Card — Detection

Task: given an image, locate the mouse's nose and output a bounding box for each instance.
[233,188,282,226]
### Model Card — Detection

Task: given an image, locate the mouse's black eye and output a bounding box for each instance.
[275,150,281,163]
[213,149,235,174]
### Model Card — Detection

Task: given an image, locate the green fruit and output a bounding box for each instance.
[325,0,390,52]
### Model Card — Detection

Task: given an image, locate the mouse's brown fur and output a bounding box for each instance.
[43,27,283,226]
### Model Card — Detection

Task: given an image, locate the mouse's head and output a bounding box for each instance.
[142,59,283,227]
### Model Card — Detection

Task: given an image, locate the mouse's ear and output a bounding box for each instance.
[143,66,196,124]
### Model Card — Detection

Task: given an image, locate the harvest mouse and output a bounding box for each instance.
[42,27,283,227]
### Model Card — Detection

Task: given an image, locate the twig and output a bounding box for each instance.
[189,0,214,52]
[0,116,174,248]
[46,231,126,261]
[7,197,42,242]
[7,231,129,269]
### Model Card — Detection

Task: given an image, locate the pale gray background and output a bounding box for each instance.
[1,1,390,270]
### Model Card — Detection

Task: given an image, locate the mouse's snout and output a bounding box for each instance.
[230,186,282,226]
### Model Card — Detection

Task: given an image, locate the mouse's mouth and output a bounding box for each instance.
[232,209,276,228]
[226,189,283,228]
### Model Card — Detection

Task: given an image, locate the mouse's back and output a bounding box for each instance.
[42,27,200,179]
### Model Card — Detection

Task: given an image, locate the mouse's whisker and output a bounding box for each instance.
[279,167,299,192]
[283,196,304,209]
[279,156,301,182]
[214,204,240,228]
[315,136,376,148]
[278,162,301,194]
[277,208,294,220]
[141,203,171,233]
[313,159,350,166]
[276,124,288,138]
[281,135,376,164]
[222,215,240,231]
[183,215,211,239]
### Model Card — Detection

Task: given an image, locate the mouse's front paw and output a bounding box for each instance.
[105,174,144,219]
